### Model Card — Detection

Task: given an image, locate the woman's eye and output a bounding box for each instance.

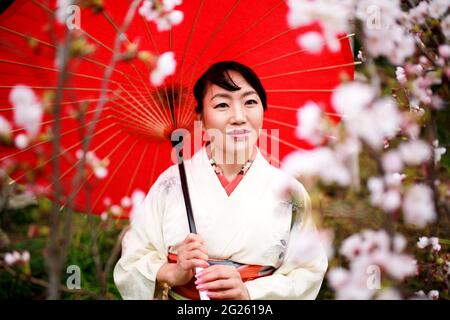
[245,99,258,105]
[214,103,228,109]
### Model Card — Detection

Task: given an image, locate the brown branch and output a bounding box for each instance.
[104,226,130,278]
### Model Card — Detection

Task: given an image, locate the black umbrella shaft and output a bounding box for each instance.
[178,160,197,234]
[172,135,197,234]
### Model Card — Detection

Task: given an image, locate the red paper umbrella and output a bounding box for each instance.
[0,0,355,218]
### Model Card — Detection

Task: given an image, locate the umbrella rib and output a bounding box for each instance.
[104,5,174,131]
[234,28,294,60]
[78,28,114,53]
[268,104,344,118]
[0,25,148,86]
[180,99,196,132]
[0,25,52,48]
[9,106,111,134]
[0,58,127,85]
[0,98,118,113]
[30,0,52,14]
[139,15,174,129]
[130,63,173,133]
[58,130,125,182]
[181,0,286,124]
[125,143,149,196]
[204,0,285,65]
[0,85,113,92]
[141,15,159,54]
[148,143,161,186]
[264,117,296,130]
[90,139,139,211]
[177,0,214,127]
[109,101,165,136]
[266,89,334,93]
[11,123,118,183]
[114,84,166,130]
[170,29,177,128]
[179,0,243,125]
[108,100,161,132]
[259,130,309,153]
[260,62,361,80]
[253,34,356,68]
[1,116,111,162]
[130,63,173,131]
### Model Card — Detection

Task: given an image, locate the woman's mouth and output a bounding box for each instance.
[227,129,251,140]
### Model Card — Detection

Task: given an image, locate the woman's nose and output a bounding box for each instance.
[230,104,246,124]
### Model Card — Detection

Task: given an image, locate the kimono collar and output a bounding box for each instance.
[205,142,258,177]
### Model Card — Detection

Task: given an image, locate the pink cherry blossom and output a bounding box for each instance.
[150,51,176,86]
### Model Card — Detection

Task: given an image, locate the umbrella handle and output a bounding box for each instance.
[173,137,209,300]
[178,162,209,300]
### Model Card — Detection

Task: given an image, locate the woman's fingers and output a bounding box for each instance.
[185,233,205,245]
[197,265,236,280]
[184,249,208,262]
[183,258,209,269]
[194,265,248,300]
[196,279,236,291]
[206,289,241,300]
[195,265,239,285]
[184,241,208,255]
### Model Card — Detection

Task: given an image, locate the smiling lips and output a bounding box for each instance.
[227,129,251,140]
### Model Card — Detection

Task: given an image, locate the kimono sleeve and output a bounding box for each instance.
[244,181,328,300]
[113,174,169,300]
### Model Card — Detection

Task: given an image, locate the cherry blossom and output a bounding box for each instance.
[441,14,450,38]
[286,0,353,52]
[433,140,446,164]
[382,150,403,173]
[407,1,429,25]
[14,133,29,149]
[297,32,325,54]
[4,250,31,266]
[9,85,43,138]
[330,230,416,299]
[428,290,439,300]
[139,0,184,32]
[150,51,177,86]
[295,101,326,145]
[55,0,71,25]
[428,0,449,19]
[395,67,407,85]
[402,184,437,228]
[75,150,109,179]
[282,147,351,187]
[398,140,431,166]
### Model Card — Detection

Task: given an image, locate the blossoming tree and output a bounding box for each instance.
[283,0,449,299]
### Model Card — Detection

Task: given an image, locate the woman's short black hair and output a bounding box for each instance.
[193,61,267,114]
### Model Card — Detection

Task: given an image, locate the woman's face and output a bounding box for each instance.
[201,71,264,162]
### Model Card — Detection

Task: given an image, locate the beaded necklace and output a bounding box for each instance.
[209,156,254,176]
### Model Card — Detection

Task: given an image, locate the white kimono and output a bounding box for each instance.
[113,146,328,300]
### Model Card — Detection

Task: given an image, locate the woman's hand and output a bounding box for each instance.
[171,233,209,287]
[194,265,250,300]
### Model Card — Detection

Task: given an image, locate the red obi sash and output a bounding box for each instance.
[167,253,275,300]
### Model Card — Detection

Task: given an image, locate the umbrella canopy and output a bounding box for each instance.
[0,0,354,217]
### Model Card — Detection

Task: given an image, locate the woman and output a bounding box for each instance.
[113,61,328,300]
